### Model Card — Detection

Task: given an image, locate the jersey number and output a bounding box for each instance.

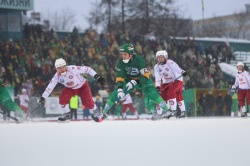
[125,67,139,76]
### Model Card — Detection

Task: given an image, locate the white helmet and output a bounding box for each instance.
[22,89,27,92]
[156,50,168,59]
[237,62,244,67]
[55,58,66,68]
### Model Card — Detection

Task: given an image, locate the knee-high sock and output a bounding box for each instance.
[89,104,97,114]
[240,106,246,113]
[156,105,163,115]
[61,104,70,114]
[178,100,185,112]
[169,98,177,111]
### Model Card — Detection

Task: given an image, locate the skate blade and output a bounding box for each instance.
[57,120,70,123]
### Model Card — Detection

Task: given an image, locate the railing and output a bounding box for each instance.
[230,51,250,67]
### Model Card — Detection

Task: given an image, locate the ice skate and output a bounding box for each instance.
[122,116,127,120]
[151,114,162,121]
[26,115,31,122]
[58,112,70,122]
[179,111,186,118]
[241,112,247,118]
[161,110,175,119]
[133,111,140,120]
[102,112,107,120]
[91,109,103,122]
[15,110,26,123]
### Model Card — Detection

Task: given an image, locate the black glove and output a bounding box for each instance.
[39,97,45,106]
[182,71,187,77]
[156,86,161,93]
[94,74,105,85]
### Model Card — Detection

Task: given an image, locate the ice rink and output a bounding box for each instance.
[0,117,250,166]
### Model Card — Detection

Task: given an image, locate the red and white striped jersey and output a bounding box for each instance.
[232,71,250,90]
[42,65,97,98]
[123,94,133,104]
[154,59,183,87]
[20,94,29,107]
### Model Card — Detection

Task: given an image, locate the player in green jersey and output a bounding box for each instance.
[0,79,26,123]
[92,43,172,122]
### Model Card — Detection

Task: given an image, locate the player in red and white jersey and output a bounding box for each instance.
[20,88,30,119]
[121,94,139,120]
[154,50,187,118]
[231,62,250,117]
[174,71,186,116]
[39,58,105,122]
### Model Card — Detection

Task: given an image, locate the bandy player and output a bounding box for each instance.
[39,58,105,122]
[231,62,250,117]
[154,50,187,118]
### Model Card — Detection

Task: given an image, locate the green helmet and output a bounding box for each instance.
[120,43,134,54]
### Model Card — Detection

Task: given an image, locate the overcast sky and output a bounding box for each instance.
[32,0,250,32]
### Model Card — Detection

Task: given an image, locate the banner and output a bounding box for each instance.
[45,97,63,114]
[0,0,34,10]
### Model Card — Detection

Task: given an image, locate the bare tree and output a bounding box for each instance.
[233,11,250,39]
[203,19,227,37]
[43,8,76,32]
[87,0,191,37]
[88,0,119,32]
[193,14,228,38]
[121,0,126,34]
[88,1,103,31]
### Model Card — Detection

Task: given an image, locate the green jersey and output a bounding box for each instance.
[102,53,169,115]
[116,54,150,88]
[0,78,24,120]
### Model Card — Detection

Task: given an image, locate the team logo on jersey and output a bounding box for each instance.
[158,101,166,108]
[169,100,174,105]
[66,81,74,86]
[165,68,169,71]
[77,66,81,70]
[59,78,64,83]
[125,67,139,75]
[163,73,168,77]
[69,75,73,79]
[72,67,75,69]
[105,105,110,110]
[239,78,243,82]
[158,68,162,72]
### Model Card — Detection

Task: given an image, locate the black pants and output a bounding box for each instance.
[1,107,10,121]
[70,109,77,119]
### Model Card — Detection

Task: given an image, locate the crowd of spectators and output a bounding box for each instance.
[0,25,237,98]
[198,91,233,116]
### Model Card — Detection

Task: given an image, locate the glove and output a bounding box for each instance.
[231,88,236,93]
[126,80,137,91]
[156,86,161,93]
[39,97,45,106]
[94,74,105,85]
[117,88,125,100]
[181,71,187,77]
[231,85,237,93]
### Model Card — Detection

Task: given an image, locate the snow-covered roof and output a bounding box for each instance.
[218,62,237,77]
[171,37,250,44]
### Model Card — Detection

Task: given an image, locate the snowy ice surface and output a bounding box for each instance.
[0,117,250,166]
